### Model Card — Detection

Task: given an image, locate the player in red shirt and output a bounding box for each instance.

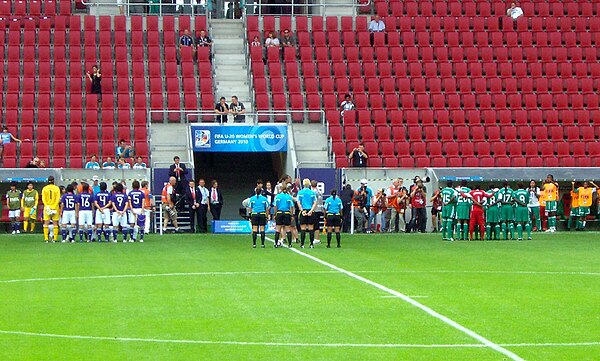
[462,184,493,241]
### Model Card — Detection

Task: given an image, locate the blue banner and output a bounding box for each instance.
[212,220,276,234]
[297,168,338,195]
[191,125,288,152]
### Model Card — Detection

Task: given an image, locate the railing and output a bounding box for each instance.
[81,0,210,16]
[146,109,325,125]
[244,0,372,17]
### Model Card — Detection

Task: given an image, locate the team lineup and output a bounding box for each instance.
[438,174,598,241]
[5,176,154,243]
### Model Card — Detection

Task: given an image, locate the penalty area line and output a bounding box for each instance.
[266,237,525,361]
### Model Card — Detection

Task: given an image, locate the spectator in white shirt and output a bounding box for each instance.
[265,32,280,48]
[507,2,523,20]
[340,94,355,119]
[368,15,385,33]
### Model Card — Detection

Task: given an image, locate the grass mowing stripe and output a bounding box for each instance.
[267,238,526,361]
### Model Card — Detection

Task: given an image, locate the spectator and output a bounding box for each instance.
[116,139,134,160]
[507,2,523,20]
[0,126,22,159]
[340,93,355,118]
[85,155,101,169]
[349,144,368,167]
[251,35,262,47]
[86,65,102,103]
[430,189,443,233]
[132,156,147,169]
[102,157,116,169]
[25,157,45,168]
[229,96,246,123]
[409,179,427,233]
[117,157,131,169]
[280,29,295,47]
[215,96,230,123]
[179,29,196,62]
[92,176,100,194]
[196,29,213,61]
[169,156,188,195]
[209,179,223,220]
[368,15,385,33]
[265,32,280,48]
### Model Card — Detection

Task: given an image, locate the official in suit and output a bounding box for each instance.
[208,180,224,220]
[197,178,210,232]
[185,180,202,233]
[169,156,188,196]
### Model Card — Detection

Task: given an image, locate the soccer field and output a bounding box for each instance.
[0,233,598,361]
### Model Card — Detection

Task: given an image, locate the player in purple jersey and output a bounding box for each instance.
[76,182,95,242]
[111,183,130,242]
[128,180,146,242]
[60,184,78,242]
[94,182,113,242]
[136,214,146,242]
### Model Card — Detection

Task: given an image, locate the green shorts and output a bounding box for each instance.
[501,205,514,222]
[570,207,579,217]
[456,205,471,221]
[545,200,557,213]
[486,206,500,224]
[442,205,456,220]
[514,207,529,223]
[579,206,590,216]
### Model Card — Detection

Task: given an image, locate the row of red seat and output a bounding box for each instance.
[248,15,600,35]
[0,0,71,17]
[374,1,600,18]
[331,124,600,143]
[335,154,600,169]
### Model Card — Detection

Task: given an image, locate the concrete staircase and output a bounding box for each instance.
[291,123,332,168]
[211,19,253,123]
[150,123,194,168]
[322,0,355,16]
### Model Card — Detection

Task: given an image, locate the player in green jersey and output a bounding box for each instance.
[484,186,501,240]
[455,180,471,241]
[513,183,532,240]
[440,181,458,241]
[497,182,515,240]
[21,182,39,233]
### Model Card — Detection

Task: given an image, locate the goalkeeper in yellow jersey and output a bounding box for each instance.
[41,176,61,242]
[21,182,39,233]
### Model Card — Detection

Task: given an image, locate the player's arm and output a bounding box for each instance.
[296,194,303,210]
[590,181,599,190]
[572,182,578,193]
[75,200,80,214]
[308,196,317,214]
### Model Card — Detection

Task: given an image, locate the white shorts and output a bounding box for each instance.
[95,209,112,225]
[78,210,94,226]
[8,209,20,218]
[61,210,77,225]
[112,212,129,228]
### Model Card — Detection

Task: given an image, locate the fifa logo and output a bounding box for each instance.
[195,130,211,148]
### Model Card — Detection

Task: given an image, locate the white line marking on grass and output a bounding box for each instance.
[0,271,337,284]
[380,295,429,299]
[267,238,525,361]
[356,270,600,277]
[0,329,597,349]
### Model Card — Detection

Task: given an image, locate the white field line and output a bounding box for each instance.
[1,269,597,285]
[381,295,429,299]
[266,238,525,361]
[0,329,597,349]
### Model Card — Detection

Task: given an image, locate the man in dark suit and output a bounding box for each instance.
[185,180,202,233]
[169,156,188,196]
[197,178,210,232]
[208,180,224,220]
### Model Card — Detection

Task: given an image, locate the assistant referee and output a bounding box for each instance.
[273,185,295,248]
[296,179,317,248]
[248,187,270,248]
[324,189,343,248]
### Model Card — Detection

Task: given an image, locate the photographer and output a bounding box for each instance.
[161,177,181,233]
[373,189,387,232]
[340,184,354,232]
[349,144,368,168]
[409,179,427,233]
[352,186,368,233]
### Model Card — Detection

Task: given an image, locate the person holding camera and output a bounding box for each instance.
[86,65,102,104]
[409,179,427,233]
[340,184,354,232]
[373,189,387,233]
[353,179,373,233]
[161,177,181,233]
[349,144,368,167]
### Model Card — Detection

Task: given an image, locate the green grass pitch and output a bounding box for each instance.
[0,232,598,361]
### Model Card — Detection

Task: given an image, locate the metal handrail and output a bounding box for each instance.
[145,109,325,125]
[81,0,210,17]
[244,0,372,17]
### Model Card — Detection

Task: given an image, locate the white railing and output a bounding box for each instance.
[244,0,371,16]
[146,109,325,125]
[81,0,209,16]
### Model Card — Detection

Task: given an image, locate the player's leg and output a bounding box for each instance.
[251,218,258,247]
[23,208,29,233]
[260,216,266,247]
[78,212,86,242]
[326,225,333,247]
[299,216,307,247]
[308,221,315,248]
[468,210,477,240]
[121,215,130,242]
[274,221,281,247]
[43,218,50,242]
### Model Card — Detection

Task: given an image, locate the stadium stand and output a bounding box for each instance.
[1,2,214,168]
[248,3,600,168]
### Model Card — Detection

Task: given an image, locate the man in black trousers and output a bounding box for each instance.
[208,179,223,220]
[197,178,210,232]
[185,180,202,233]
[169,156,188,196]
